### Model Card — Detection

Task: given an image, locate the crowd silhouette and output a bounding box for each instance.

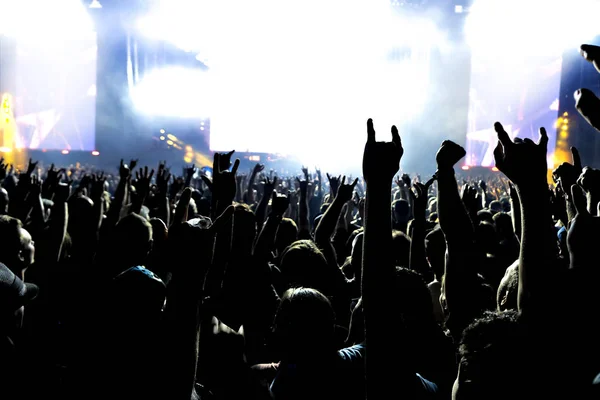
[2,44,600,400]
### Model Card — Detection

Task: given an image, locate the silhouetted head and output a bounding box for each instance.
[477,209,494,224]
[425,225,446,281]
[492,212,514,240]
[233,203,257,252]
[392,199,410,226]
[113,213,153,274]
[392,230,411,268]
[68,195,94,236]
[0,262,38,332]
[489,200,502,215]
[275,218,298,256]
[453,310,530,400]
[279,240,330,295]
[272,287,335,359]
[0,216,34,279]
[0,187,8,215]
[476,221,497,255]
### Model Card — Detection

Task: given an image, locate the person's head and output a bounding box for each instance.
[392,230,411,268]
[233,203,257,252]
[492,212,514,240]
[453,310,530,400]
[0,187,9,215]
[477,209,494,224]
[393,267,434,326]
[272,287,335,359]
[476,221,497,255]
[0,216,35,279]
[489,200,502,215]
[0,262,38,333]
[113,213,153,273]
[279,240,329,295]
[425,225,446,281]
[392,199,410,226]
[275,218,298,256]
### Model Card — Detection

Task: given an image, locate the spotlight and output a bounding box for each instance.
[61,150,70,155]
[89,0,102,9]
[455,5,464,13]
[92,150,100,156]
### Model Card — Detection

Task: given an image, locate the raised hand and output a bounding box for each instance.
[576,166,600,194]
[301,166,309,181]
[90,173,107,200]
[30,175,42,197]
[263,175,277,195]
[0,158,7,180]
[493,122,548,186]
[401,173,411,187]
[363,119,403,185]
[575,45,600,130]
[410,178,435,220]
[327,173,341,197]
[26,158,38,176]
[156,162,171,195]
[567,184,600,268]
[218,150,235,172]
[553,147,582,193]
[129,159,139,172]
[336,176,359,203]
[46,163,64,188]
[183,164,195,180]
[435,140,466,172]
[212,152,240,205]
[134,166,155,201]
[271,192,290,216]
[119,159,132,180]
[252,163,265,175]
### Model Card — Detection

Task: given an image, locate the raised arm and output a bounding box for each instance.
[361,119,416,399]
[435,141,479,339]
[493,122,555,312]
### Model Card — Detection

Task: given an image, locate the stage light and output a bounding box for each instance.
[0,0,95,40]
[166,140,174,146]
[0,147,12,153]
[160,129,165,134]
[491,167,499,172]
[455,5,464,13]
[92,150,100,156]
[466,0,600,58]
[89,0,102,9]
[167,134,178,141]
[61,150,70,155]
[563,112,568,117]
[160,136,165,140]
[562,124,568,130]
[131,67,210,118]
[461,165,470,170]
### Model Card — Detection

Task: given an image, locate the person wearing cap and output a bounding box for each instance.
[0,262,38,399]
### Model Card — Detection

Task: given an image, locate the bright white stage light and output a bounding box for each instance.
[131,67,211,118]
[89,0,102,9]
[0,0,95,39]
[465,0,600,59]
[136,0,445,171]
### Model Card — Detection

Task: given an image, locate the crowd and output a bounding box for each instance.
[2,44,600,400]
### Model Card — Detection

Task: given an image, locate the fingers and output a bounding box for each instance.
[493,140,504,166]
[580,44,600,74]
[232,158,240,175]
[367,118,375,143]
[271,191,278,202]
[494,122,512,147]
[538,127,548,149]
[391,125,401,148]
[341,176,346,185]
[351,177,359,188]
[213,152,221,172]
[571,147,582,170]
[148,169,155,181]
[571,184,590,217]
[575,88,600,131]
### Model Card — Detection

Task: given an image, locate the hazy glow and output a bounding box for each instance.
[466,0,600,58]
[137,0,444,171]
[0,0,94,40]
[131,68,212,118]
